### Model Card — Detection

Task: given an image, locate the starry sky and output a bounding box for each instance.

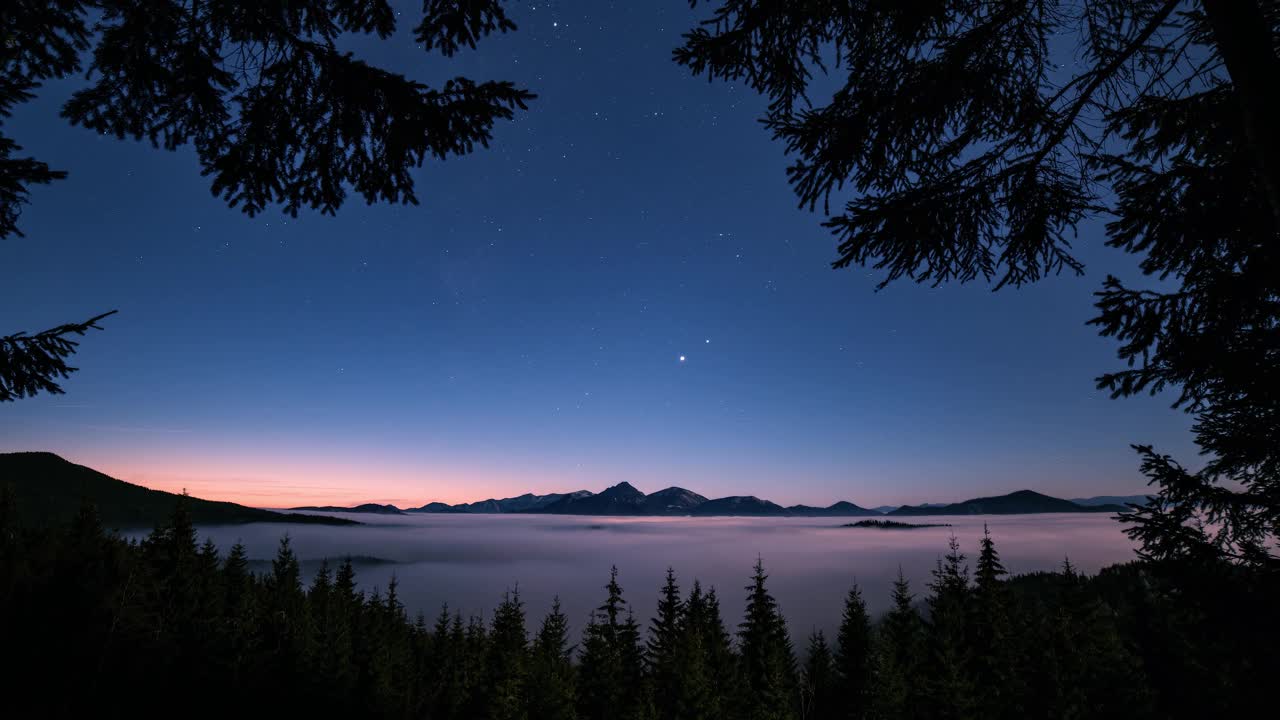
[1,1,1197,509]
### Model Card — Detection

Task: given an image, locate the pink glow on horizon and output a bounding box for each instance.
[62,450,580,509]
[15,443,1150,510]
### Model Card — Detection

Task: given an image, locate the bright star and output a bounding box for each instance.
[679,355,686,363]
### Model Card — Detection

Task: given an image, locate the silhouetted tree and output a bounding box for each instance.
[577,566,650,720]
[970,527,1017,719]
[676,0,1280,567]
[922,537,973,720]
[875,569,923,720]
[701,585,742,718]
[2,0,532,401]
[801,630,836,720]
[260,535,312,709]
[675,580,727,720]
[4,497,1275,718]
[0,312,116,401]
[528,597,577,720]
[430,606,474,720]
[738,558,797,720]
[1,0,532,238]
[649,567,685,720]
[485,589,529,720]
[833,583,872,720]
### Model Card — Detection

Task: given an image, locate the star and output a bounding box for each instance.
[679,355,686,363]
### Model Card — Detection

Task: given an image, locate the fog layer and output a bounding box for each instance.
[165,513,1138,637]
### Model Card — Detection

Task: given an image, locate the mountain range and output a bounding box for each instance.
[1071,495,1152,507]
[338,484,1129,517]
[1,452,1135,523]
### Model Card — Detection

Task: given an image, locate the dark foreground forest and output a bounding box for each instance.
[1,493,1275,720]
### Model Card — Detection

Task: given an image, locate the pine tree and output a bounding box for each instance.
[833,583,872,719]
[922,536,974,720]
[703,585,743,719]
[649,567,685,720]
[578,566,651,720]
[1045,558,1153,719]
[308,561,336,700]
[875,569,923,720]
[140,495,201,633]
[462,613,493,718]
[672,580,720,720]
[485,589,529,720]
[136,496,205,696]
[380,575,413,714]
[430,606,472,720]
[528,598,577,720]
[56,500,121,705]
[675,0,1280,568]
[620,607,653,719]
[970,527,1017,719]
[220,542,257,685]
[802,630,836,720]
[260,535,312,708]
[738,558,798,720]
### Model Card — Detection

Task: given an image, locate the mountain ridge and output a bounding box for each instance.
[1,452,357,528]
[4,452,1136,521]
[400,485,1132,518]
[889,489,1128,516]
[1070,494,1152,507]
[289,503,406,515]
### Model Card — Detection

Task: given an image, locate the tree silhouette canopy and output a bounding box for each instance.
[1,0,533,399]
[0,311,116,402]
[676,1,1280,567]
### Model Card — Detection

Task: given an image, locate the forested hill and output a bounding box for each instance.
[0,452,355,529]
[890,489,1128,516]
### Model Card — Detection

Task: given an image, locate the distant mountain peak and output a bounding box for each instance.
[889,489,1131,516]
[289,503,404,515]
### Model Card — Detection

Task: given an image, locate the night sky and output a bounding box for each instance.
[1,1,1196,508]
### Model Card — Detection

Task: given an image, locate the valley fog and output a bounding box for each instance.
[164,513,1138,637]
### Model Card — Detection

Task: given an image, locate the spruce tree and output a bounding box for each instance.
[485,589,530,720]
[833,583,872,719]
[220,541,258,688]
[261,535,312,707]
[461,614,492,718]
[620,607,653,719]
[578,566,650,720]
[875,569,923,720]
[673,580,720,720]
[675,0,1280,568]
[308,560,348,707]
[528,598,577,720]
[135,497,205,698]
[802,630,836,720]
[649,567,685,720]
[703,585,743,719]
[738,558,798,720]
[922,537,974,720]
[970,527,1017,719]
[431,607,473,720]
[140,496,201,636]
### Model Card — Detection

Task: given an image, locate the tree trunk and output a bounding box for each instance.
[1202,0,1280,228]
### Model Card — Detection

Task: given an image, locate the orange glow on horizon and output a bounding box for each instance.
[68,450,582,509]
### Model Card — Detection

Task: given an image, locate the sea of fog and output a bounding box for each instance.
[154,513,1139,638]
